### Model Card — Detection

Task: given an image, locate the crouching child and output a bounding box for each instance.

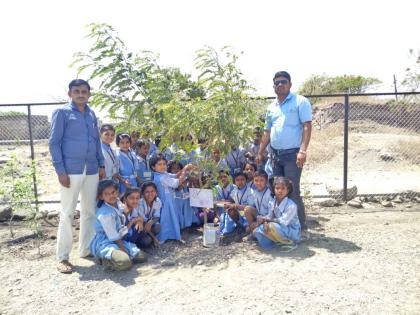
[90,180,146,271]
[254,177,301,249]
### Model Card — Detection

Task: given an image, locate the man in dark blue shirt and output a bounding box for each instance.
[49,79,105,273]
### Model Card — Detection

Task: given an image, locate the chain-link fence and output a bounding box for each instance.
[0,93,419,210]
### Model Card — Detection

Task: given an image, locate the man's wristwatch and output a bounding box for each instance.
[99,166,105,169]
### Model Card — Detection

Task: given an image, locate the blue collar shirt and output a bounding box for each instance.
[49,102,105,175]
[264,92,312,150]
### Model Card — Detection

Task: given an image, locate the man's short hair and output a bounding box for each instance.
[68,79,91,91]
[273,71,291,83]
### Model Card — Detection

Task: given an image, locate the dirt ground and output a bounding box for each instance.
[1,204,419,315]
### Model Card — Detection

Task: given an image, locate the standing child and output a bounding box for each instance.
[150,154,194,243]
[211,148,229,172]
[135,140,152,183]
[254,177,301,249]
[220,170,254,238]
[116,133,140,194]
[167,160,198,229]
[90,180,146,271]
[100,124,119,181]
[130,131,140,150]
[245,170,273,233]
[226,146,246,176]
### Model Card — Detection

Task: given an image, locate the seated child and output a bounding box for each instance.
[245,170,273,233]
[254,177,301,249]
[219,170,254,237]
[90,180,146,271]
[150,154,194,243]
[135,139,152,183]
[116,133,140,194]
[100,124,119,181]
[214,170,235,218]
[135,182,162,248]
[243,162,257,189]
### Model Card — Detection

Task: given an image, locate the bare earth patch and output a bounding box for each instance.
[1,204,419,314]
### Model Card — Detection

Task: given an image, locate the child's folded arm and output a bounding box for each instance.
[276,204,298,226]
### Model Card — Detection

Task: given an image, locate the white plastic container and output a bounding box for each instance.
[203,223,220,247]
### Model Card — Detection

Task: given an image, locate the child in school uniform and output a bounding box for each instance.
[214,169,235,218]
[254,177,301,249]
[150,154,194,243]
[243,162,257,189]
[100,124,119,181]
[211,148,229,172]
[245,170,273,233]
[167,160,198,229]
[89,180,146,271]
[226,146,246,176]
[219,170,254,238]
[135,139,153,183]
[116,133,140,195]
[137,182,162,248]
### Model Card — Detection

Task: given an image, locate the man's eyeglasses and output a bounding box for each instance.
[274,79,289,86]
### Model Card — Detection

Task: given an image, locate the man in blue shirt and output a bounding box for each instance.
[49,79,105,273]
[257,71,312,233]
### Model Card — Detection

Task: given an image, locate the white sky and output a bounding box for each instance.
[0,0,419,105]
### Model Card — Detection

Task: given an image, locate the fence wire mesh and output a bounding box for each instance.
[0,94,419,209]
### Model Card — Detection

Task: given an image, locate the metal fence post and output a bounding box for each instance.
[27,104,39,212]
[343,94,349,202]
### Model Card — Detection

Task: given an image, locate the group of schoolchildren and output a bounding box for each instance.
[92,124,301,271]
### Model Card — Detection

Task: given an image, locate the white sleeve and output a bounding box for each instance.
[98,214,120,241]
[153,198,162,218]
[161,174,180,189]
[277,203,298,226]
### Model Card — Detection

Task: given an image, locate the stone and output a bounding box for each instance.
[318,199,338,207]
[348,200,363,208]
[381,200,393,208]
[327,185,358,200]
[196,260,203,265]
[392,195,403,203]
[161,260,176,267]
[0,205,12,221]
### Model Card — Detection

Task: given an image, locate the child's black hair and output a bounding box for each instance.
[167,160,184,173]
[100,124,115,134]
[233,169,247,180]
[218,169,230,177]
[68,79,90,91]
[134,139,147,151]
[141,181,158,195]
[121,187,141,203]
[254,169,268,180]
[273,176,293,197]
[243,162,257,172]
[97,180,119,208]
[149,153,166,170]
[116,133,131,146]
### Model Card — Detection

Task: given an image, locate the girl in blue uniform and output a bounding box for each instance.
[254,177,301,249]
[90,180,146,271]
[167,160,199,229]
[243,162,257,189]
[150,154,194,244]
[135,139,152,183]
[116,133,140,195]
[245,170,273,233]
[100,124,119,181]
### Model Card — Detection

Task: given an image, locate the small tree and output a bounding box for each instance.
[299,74,381,95]
[0,154,41,247]
[71,23,261,157]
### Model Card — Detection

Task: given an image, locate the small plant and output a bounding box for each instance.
[0,154,42,252]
